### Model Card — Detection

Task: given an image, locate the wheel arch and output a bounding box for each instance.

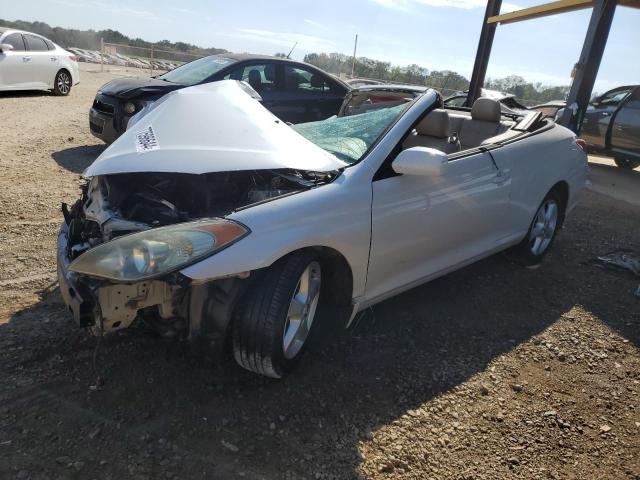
[548,180,569,223]
[268,245,355,308]
[54,67,73,87]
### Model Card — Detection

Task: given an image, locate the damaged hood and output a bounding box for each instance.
[85,81,347,177]
[98,76,182,99]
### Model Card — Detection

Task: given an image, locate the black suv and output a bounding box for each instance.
[89,54,349,144]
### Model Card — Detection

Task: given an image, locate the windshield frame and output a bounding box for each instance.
[158,55,236,85]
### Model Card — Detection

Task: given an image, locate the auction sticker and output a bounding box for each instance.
[135,126,159,152]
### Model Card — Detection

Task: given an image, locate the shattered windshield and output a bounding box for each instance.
[291,104,408,164]
[159,56,235,85]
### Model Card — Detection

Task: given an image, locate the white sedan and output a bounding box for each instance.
[0,27,79,95]
[57,81,589,378]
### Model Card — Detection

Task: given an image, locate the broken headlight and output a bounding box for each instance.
[68,219,249,281]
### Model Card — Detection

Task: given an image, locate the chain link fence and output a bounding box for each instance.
[69,39,205,75]
[100,40,204,75]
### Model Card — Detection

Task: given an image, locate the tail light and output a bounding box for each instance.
[575,138,587,152]
[69,55,77,62]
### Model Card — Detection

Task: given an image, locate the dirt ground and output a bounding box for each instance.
[1,64,639,480]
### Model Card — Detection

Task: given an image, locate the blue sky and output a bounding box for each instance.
[4,0,639,92]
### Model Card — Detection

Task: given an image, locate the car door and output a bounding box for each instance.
[610,87,640,158]
[23,34,57,88]
[0,33,29,89]
[581,87,633,148]
[366,148,511,302]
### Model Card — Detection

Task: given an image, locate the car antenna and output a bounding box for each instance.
[286,41,298,59]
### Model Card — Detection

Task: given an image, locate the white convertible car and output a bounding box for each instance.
[58,81,588,378]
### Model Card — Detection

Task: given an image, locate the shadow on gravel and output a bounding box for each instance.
[0,90,53,98]
[1,193,638,479]
[52,144,106,173]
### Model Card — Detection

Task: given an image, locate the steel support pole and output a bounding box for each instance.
[560,0,617,132]
[466,0,502,107]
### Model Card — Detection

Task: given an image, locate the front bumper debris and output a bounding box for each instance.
[57,222,98,327]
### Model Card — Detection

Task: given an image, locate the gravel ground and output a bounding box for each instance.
[0,65,639,480]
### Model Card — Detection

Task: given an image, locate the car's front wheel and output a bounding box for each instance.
[53,70,72,96]
[232,250,322,378]
[614,156,640,170]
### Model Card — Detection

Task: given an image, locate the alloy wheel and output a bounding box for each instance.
[57,72,71,94]
[529,199,558,256]
[282,261,321,360]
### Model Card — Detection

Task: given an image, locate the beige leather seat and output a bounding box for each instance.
[456,98,513,149]
[403,109,460,154]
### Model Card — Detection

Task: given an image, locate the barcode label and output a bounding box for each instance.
[135,126,159,152]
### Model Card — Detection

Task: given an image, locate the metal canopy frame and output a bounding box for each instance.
[466,0,639,132]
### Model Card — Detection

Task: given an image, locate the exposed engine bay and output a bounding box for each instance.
[63,168,336,260]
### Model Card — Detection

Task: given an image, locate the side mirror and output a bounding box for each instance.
[0,43,14,53]
[392,147,448,176]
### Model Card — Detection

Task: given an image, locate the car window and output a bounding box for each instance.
[24,34,49,51]
[158,55,236,85]
[292,103,408,164]
[598,88,632,107]
[44,39,55,50]
[226,64,277,93]
[444,96,466,107]
[283,66,331,94]
[2,33,26,51]
[620,89,640,111]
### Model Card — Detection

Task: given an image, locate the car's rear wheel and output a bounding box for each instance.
[232,250,322,378]
[53,70,72,96]
[512,190,564,265]
[614,156,640,170]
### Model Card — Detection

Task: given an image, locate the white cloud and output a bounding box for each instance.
[371,0,523,12]
[222,29,335,53]
[170,7,195,14]
[303,19,324,29]
[370,0,411,10]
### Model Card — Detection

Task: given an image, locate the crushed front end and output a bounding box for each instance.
[57,169,335,356]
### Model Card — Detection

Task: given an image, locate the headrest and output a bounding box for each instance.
[310,74,323,88]
[471,97,501,122]
[415,109,450,138]
[248,70,261,84]
[264,64,275,82]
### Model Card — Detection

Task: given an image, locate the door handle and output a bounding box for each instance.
[50,57,58,61]
[22,56,31,62]
[601,112,611,117]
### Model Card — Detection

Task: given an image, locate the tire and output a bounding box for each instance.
[511,189,565,266]
[614,157,640,170]
[232,250,322,378]
[53,70,72,96]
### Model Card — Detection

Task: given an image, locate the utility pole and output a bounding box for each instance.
[100,37,104,72]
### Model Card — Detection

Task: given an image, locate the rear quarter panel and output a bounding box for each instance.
[499,124,587,237]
